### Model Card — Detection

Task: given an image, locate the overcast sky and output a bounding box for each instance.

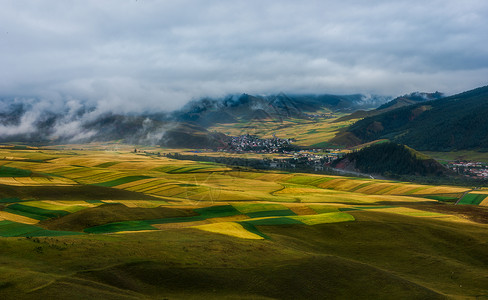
[1,0,487,112]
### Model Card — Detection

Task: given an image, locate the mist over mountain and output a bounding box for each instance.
[0,92,391,146]
[176,93,391,127]
[376,91,444,111]
[0,100,167,145]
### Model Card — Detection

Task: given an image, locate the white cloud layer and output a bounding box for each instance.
[1,0,487,112]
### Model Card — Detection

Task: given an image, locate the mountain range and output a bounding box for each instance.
[0,92,391,146]
[333,91,444,122]
[334,85,488,151]
[1,85,488,152]
[175,93,391,127]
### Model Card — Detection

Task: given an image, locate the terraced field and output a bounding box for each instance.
[0,146,487,299]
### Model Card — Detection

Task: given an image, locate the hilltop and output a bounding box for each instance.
[332,142,451,178]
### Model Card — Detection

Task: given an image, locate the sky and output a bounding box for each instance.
[1,0,487,112]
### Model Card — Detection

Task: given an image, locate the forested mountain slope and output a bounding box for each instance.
[333,85,488,151]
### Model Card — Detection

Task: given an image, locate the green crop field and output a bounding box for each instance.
[0,166,32,177]
[291,211,355,225]
[458,193,488,205]
[0,146,487,299]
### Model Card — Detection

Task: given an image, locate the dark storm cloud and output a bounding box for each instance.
[1,0,487,112]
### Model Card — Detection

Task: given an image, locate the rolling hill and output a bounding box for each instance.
[0,146,487,299]
[332,142,451,178]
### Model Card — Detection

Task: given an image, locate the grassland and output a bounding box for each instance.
[0,145,487,299]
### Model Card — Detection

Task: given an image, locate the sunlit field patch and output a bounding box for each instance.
[0,211,39,224]
[357,207,448,218]
[274,186,327,194]
[22,201,88,213]
[115,178,168,189]
[470,189,488,194]
[308,205,341,214]
[411,186,469,195]
[352,183,401,194]
[0,177,24,185]
[74,172,127,183]
[10,177,75,186]
[318,178,374,192]
[290,212,355,225]
[194,222,264,240]
[286,175,334,186]
[119,179,169,192]
[232,203,289,214]
[254,173,295,182]
[382,184,430,195]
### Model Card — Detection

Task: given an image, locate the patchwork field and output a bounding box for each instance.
[0,145,487,299]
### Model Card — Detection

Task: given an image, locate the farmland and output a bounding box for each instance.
[209,112,356,147]
[0,145,487,299]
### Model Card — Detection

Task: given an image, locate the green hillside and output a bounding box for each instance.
[334,85,488,151]
[332,142,450,178]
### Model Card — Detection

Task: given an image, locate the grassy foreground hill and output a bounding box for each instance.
[0,145,487,299]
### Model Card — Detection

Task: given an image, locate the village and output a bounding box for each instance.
[223,134,295,153]
[446,161,488,179]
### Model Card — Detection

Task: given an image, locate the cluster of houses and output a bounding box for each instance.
[446,161,488,179]
[304,113,334,119]
[222,134,295,153]
[267,150,343,171]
